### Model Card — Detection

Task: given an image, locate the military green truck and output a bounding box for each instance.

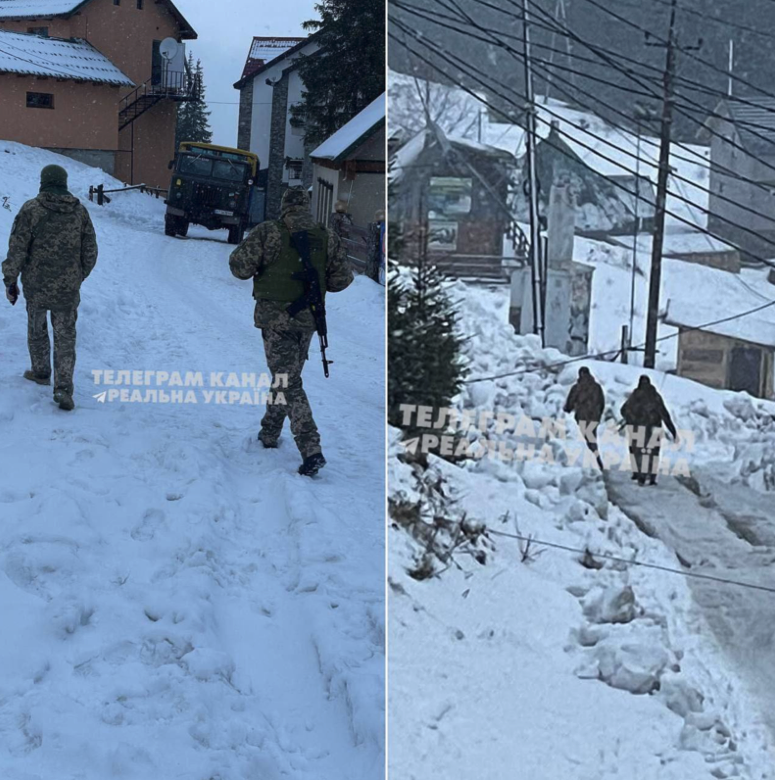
[164,143,261,244]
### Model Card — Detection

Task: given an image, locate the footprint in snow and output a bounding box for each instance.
[130,508,166,541]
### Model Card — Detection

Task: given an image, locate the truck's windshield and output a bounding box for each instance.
[178,154,249,183]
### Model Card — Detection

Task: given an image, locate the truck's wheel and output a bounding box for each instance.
[164,215,177,237]
[178,220,189,238]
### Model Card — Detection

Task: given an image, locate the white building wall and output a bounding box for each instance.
[283,67,307,186]
[248,40,320,173]
[249,77,274,170]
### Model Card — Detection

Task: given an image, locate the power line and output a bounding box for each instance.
[575,0,775,107]
[523,0,775,171]
[630,0,775,42]
[396,0,775,145]
[520,57,775,230]
[389,29,775,381]
[486,528,775,595]
[420,0,775,178]
[393,3,775,205]
[392,16,775,250]
[391,15,775,257]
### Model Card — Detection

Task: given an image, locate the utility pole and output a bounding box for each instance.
[522,0,544,344]
[643,0,679,369]
[629,103,658,358]
[728,39,734,98]
[629,112,642,350]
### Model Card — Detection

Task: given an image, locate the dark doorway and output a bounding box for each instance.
[729,346,763,396]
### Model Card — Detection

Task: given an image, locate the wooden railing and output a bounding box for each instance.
[89,183,168,206]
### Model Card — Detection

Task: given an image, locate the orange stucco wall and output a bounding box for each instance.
[117,100,177,188]
[0,74,120,150]
[0,0,188,187]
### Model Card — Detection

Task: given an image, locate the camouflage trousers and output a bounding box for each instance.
[260,328,321,458]
[27,303,78,395]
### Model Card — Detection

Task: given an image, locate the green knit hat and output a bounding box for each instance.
[40,164,68,191]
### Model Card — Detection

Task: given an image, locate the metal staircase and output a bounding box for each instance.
[119,66,200,131]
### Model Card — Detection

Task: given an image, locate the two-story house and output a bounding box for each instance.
[234,33,321,220]
[0,0,198,188]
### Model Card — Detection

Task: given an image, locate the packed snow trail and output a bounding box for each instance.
[606,471,775,744]
[0,143,385,780]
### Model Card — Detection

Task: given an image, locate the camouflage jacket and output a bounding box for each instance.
[2,192,98,310]
[564,376,605,423]
[229,205,353,331]
[621,387,677,436]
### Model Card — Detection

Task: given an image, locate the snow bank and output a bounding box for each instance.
[389,280,775,779]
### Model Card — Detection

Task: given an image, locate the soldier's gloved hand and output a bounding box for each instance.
[5,283,19,306]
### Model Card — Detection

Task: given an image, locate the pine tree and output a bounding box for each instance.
[176,55,213,149]
[388,235,466,434]
[290,0,385,145]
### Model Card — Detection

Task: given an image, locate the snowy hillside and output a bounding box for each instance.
[389,282,775,779]
[0,142,385,780]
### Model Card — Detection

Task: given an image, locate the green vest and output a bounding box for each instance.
[253,223,328,304]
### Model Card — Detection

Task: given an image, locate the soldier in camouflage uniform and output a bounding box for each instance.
[621,375,678,486]
[229,187,353,476]
[564,366,605,470]
[3,165,98,411]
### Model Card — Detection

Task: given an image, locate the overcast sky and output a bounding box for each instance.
[180,0,320,147]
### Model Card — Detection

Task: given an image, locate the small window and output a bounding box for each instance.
[27,92,54,109]
[27,26,48,36]
[113,0,120,5]
[286,160,303,181]
[137,0,143,7]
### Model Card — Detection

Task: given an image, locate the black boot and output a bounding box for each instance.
[54,391,75,411]
[258,432,279,449]
[24,370,51,386]
[299,453,326,477]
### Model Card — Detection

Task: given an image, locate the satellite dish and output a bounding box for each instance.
[159,38,181,61]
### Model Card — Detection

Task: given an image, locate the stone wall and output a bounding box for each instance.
[266,73,289,220]
[237,80,253,151]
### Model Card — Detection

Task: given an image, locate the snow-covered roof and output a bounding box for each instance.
[0,30,134,84]
[0,0,196,36]
[234,32,318,88]
[0,0,82,16]
[663,259,775,347]
[389,126,515,185]
[724,97,775,154]
[311,93,385,162]
[238,36,305,81]
[249,37,304,62]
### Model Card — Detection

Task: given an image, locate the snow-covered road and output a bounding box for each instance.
[0,143,385,780]
[606,470,775,744]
